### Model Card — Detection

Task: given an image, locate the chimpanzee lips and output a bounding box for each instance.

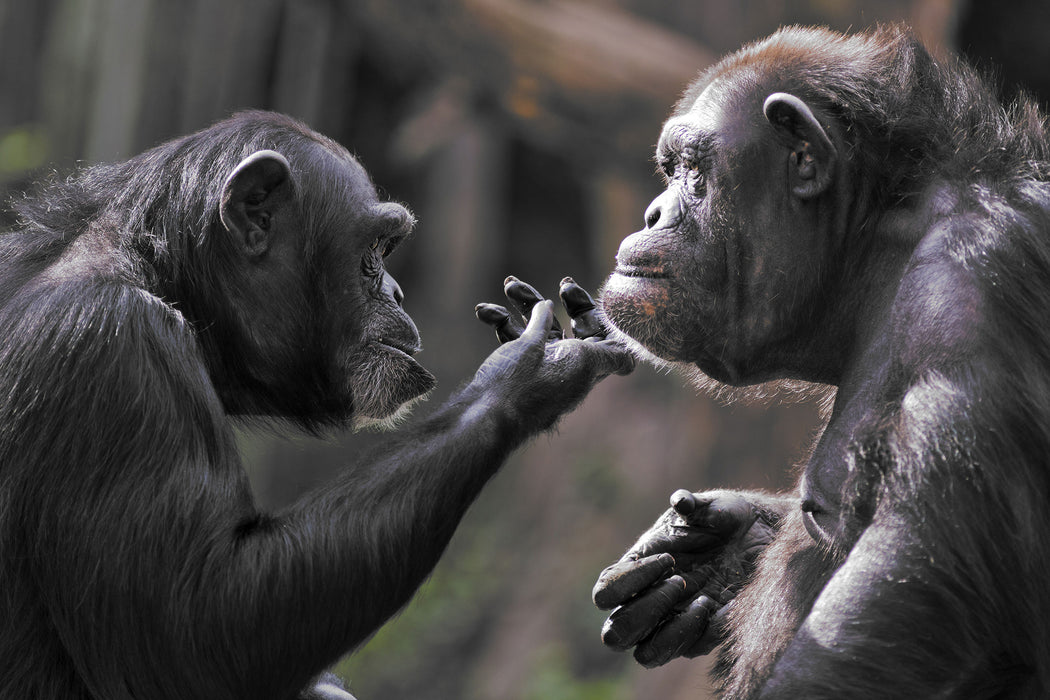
[614,264,671,279]
[378,340,421,358]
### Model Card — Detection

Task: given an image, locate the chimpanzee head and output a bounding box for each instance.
[134,112,437,428]
[210,116,437,428]
[601,28,875,389]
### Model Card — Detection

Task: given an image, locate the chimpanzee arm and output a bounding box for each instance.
[251,294,631,691]
[17,282,632,699]
[755,509,978,699]
[751,380,1030,699]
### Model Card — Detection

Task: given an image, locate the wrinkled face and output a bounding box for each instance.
[312,152,436,425]
[216,142,435,427]
[601,79,835,386]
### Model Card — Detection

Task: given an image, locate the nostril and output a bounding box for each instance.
[383,272,405,307]
[644,190,683,230]
[645,205,662,229]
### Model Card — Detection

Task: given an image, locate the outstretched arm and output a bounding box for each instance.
[261,278,635,681]
[25,280,632,699]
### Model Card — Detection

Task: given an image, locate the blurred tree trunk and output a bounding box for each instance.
[0,1,53,126]
[411,108,509,393]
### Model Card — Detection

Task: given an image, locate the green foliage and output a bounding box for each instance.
[0,126,49,180]
[521,644,630,700]
[333,512,513,696]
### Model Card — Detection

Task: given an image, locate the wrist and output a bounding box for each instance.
[448,383,528,445]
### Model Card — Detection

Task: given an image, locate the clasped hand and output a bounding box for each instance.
[592,489,779,667]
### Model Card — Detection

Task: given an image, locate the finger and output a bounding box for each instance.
[517,299,555,347]
[703,494,755,534]
[475,303,527,343]
[600,575,700,651]
[593,552,674,610]
[682,598,732,658]
[503,275,544,314]
[505,276,563,339]
[559,277,605,339]
[671,489,699,516]
[589,339,636,377]
[632,520,723,559]
[633,595,720,668]
[671,491,752,534]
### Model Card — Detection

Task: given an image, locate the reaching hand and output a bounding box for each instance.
[471,276,634,432]
[475,275,612,342]
[593,489,786,667]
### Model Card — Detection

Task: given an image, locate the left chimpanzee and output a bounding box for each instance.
[0,110,634,700]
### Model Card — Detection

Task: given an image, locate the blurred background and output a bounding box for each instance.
[2,1,1047,698]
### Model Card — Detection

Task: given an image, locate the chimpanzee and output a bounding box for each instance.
[0,110,634,700]
[589,25,1050,698]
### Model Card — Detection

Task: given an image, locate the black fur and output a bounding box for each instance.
[599,26,1050,698]
[0,111,632,699]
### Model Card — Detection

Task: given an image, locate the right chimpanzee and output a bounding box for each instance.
[0,111,633,700]
[591,25,1050,698]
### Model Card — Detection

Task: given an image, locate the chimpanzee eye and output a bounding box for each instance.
[381,235,404,258]
[370,238,380,251]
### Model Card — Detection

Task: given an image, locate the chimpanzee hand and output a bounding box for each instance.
[472,276,634,432]
[476,276,610,343]
[592,489,783,667]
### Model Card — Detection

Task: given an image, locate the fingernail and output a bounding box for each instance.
[561,276,575,285]
[600,618,628,650]
[670,489,696,515]
[476,306,509,323]
[635,646,658,668]
[504,275,518,285]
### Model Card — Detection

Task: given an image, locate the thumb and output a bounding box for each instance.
[519,299,555,346]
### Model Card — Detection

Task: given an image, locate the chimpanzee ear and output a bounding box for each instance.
[763,92,836,199]
[219,150,292,257]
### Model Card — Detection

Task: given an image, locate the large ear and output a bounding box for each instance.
[219,150,292,257]
[763,92,836,199]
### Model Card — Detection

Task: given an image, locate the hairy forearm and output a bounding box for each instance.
[243,383,527,655]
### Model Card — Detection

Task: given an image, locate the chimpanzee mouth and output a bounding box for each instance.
[614,264,671,280]
[377,341,422,358]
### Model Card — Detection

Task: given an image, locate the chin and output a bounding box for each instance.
[345,342,437,429]
[351,393,429,432]
[600,272,687,363]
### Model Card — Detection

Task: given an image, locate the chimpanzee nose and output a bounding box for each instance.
[644,189,683,230]
[382,272,405,307]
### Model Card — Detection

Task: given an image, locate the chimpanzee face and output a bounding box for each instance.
[217,144,435,427]
[304,150,436,426]
[602,78,840,387]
